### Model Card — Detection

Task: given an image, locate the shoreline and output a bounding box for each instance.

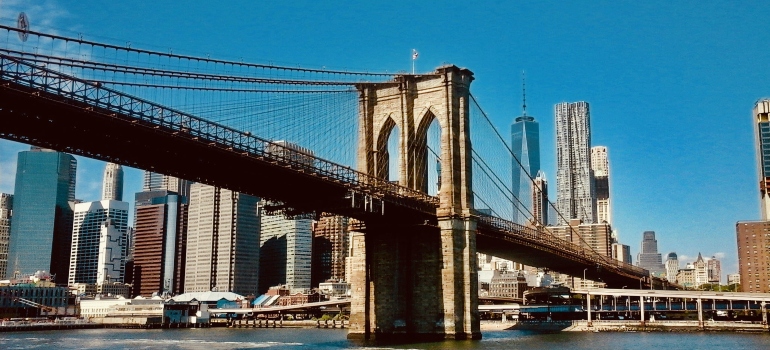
[3,319,767,334]
[512,320,770,333]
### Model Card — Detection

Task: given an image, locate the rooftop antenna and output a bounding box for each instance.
[521,70,527,116]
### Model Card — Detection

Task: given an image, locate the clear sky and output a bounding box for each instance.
[1,0,767,280]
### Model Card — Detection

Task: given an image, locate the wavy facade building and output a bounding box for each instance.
[555,102,595,225]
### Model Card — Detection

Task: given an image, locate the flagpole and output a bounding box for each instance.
[412,50,415,75]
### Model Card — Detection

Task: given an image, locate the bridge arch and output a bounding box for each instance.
[414,108,441,195]
[375,116,399,182]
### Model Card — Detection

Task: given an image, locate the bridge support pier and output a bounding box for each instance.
[438,216,480,340]
[697,298,703,329]
[348,224,442,341]
[347,218,479,341]
[587,292,592,327]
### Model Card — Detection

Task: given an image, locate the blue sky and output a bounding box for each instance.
[1,0,767,279]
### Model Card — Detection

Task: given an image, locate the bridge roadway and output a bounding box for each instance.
[0,54,651,287]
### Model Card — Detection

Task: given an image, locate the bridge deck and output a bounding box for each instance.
[477,216,654,288]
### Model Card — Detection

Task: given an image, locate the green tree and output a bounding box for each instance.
[697,283,740,292]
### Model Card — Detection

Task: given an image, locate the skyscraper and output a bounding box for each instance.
[555,102,596,224]
[754,99,770,220]
[184,183,260,296]
[736,220,770,293]
[142,171,191,199]
[0,193,12,278]
[259,205,313,293]
[131,190,188,297]
[511,111,540,223]
[693,253,708,287]
[258,141,314,293]
[548,219,613,257]
[68,200,129,285]
[591,146,611,224]
[611,243,632,264]
[101,163,124,201]
[311,214,349,286]
[665,252,679,283]
[707,255,721,284]
[636,231,665,276]
[531,171,548,226]
[7,148,76,282]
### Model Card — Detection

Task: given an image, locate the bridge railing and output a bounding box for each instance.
[476,214,648,278]
[0,54,439,210]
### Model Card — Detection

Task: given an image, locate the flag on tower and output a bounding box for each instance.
[412,49,418,60]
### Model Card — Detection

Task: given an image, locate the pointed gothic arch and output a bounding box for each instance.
[376,116,398,181]
[414,108,440,194]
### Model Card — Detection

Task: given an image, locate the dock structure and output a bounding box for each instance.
[521,288,770,330]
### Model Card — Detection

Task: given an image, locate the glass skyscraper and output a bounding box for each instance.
[7,147,76,282]
[259,207,312,294]
[511,115,540,223]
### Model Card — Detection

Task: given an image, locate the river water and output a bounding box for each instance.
[1,328,769,349]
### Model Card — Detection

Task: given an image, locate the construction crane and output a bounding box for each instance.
[0,290,57,315]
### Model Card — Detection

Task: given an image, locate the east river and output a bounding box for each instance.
[2,328,770,349]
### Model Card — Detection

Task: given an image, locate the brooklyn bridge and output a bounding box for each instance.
[0,24,656,340]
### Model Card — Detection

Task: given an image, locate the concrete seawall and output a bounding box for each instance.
[0,323,103,332]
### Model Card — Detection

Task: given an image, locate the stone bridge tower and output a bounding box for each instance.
[348,66,480,340]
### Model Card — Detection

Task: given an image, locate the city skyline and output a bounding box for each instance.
[0,1,765,279]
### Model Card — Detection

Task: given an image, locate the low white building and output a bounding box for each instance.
[79,295,131,320]
[318,281,350,297]
[80,291,244,326]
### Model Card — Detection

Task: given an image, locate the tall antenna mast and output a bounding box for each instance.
[522,70,527,116]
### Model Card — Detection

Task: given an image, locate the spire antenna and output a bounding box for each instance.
[522,70,527,116]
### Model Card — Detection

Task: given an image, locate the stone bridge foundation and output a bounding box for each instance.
[347,217,479,341]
